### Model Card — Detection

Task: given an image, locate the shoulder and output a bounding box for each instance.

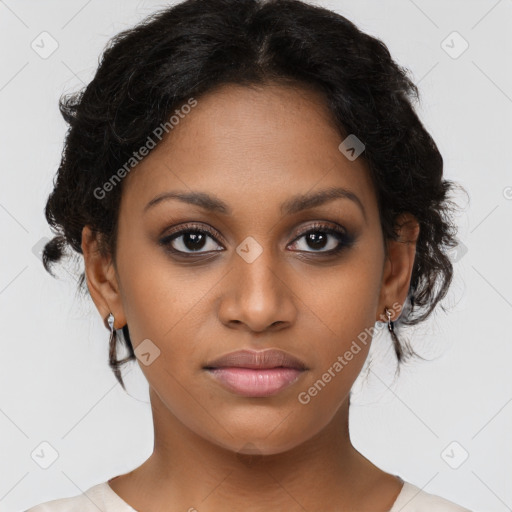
[24,482,135,512]
[389,481,472,512]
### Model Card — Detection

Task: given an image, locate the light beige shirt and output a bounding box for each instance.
[25,479,472,511]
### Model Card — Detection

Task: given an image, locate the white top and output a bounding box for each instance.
[25,479,472,511]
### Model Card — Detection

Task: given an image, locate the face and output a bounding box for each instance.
[83,83,417,456]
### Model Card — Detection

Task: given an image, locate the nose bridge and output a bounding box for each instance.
[235,235,283,301]
[219,235,296,331]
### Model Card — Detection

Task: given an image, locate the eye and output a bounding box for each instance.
[159,221,354,257]
[288,222,353,254]
[159,224,224,255]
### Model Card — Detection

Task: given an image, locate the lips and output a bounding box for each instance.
[204,349,307,370]
[204,349,308,397]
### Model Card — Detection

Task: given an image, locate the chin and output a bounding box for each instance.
[201,419,318,458]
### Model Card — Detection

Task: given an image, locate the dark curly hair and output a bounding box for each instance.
[42,0,464,390]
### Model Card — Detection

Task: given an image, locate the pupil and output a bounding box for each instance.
[308,232,327,249]
[184,232,206,251]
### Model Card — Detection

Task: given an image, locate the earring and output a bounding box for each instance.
[105,312,118,373]
[104,312,124,389]
[385,307,394,334]
[105,312,115,333]
[103,312,135,390]
[385,307,403,361]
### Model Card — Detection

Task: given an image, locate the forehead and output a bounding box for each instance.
[120,82,378,220]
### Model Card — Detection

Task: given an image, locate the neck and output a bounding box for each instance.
[109,389,398,511]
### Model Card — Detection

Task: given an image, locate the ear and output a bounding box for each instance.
[81,225,127,330]
[376,212,420,323]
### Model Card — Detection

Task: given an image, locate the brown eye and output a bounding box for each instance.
[159,224,224,255]
[288,223,354,254]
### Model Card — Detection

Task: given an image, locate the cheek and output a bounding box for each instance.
[116,236,210,346]
[293,249,382,342]
[291,252,382,401]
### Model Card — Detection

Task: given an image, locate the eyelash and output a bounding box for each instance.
[159,222,354,258]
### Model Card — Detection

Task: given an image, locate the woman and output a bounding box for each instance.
[27,0,471,510]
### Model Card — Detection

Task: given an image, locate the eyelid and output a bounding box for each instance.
[160,222,225,247]
[286,221,352,253]
[159,220,353,256]
[291,221,347,240]
[161,220,346,242]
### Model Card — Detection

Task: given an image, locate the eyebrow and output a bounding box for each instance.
[144,186,367,221]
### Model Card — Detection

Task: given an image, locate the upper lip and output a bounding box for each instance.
[204,349,307,370]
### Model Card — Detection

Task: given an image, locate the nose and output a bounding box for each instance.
[217,247,297,334]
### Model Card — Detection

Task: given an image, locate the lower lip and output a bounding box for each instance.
[206,367,305,397]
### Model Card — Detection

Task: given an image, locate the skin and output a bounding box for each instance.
[82,82,420,512]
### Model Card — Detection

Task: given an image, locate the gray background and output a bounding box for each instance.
[1,0,511,511]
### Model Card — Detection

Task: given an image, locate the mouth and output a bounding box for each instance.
[203,349,308,397]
